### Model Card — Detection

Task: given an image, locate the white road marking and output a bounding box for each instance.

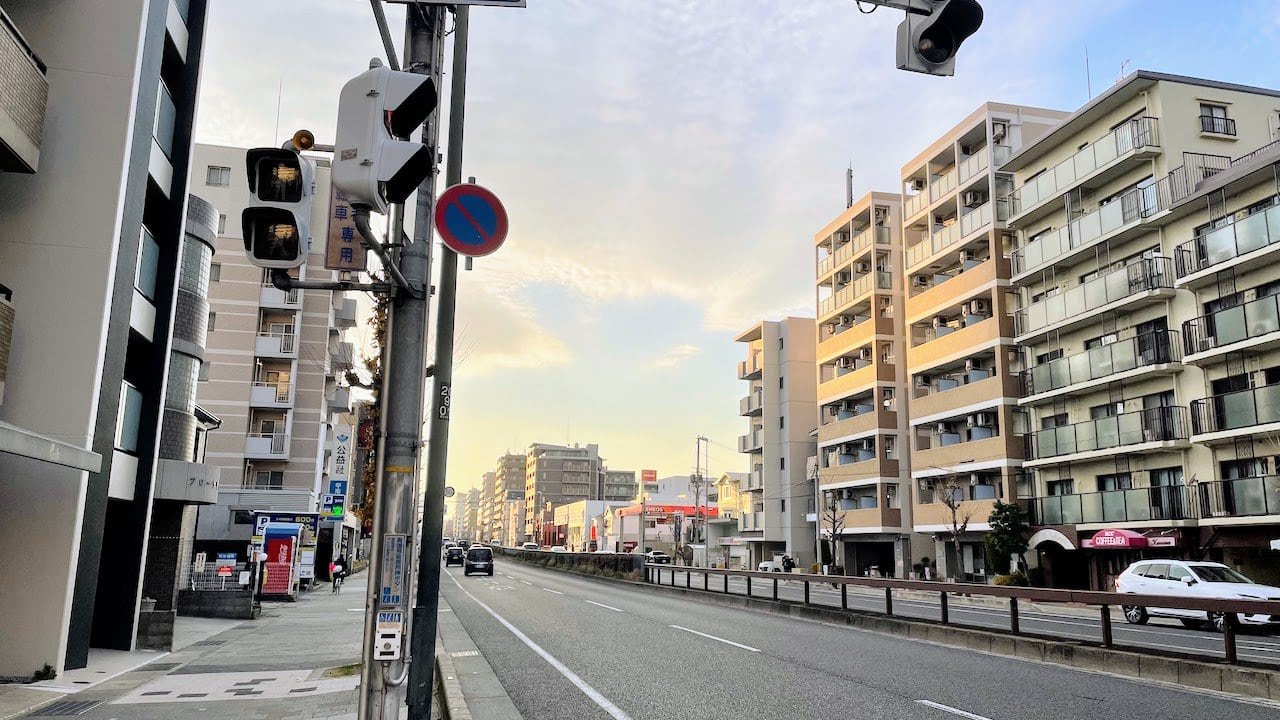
[915,699,992,720]
[445,571,633,720]
[585,600,624,613]
[669,625,760,652]
[543,588,564,595]
[521,580,533,586]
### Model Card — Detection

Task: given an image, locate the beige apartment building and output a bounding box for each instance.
[1004,71,1280,589]
[735,318,818,569]
[899,102,1069,580]
[190,143,358,553]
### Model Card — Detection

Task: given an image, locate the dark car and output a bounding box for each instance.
[444,546,465,567]
[645,550,672,565]
[464,545,494,576]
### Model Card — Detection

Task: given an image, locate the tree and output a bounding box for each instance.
[821,490,845,574]
[984,500,1029,576]
[933,474,973,580]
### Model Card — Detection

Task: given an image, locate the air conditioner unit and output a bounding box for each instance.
[959,249,977,262]
[836,270,851,283]
[837,314,853,325]
[962,191,984,208]
[855,260,871,273]
[858,347,873,361]
[965,358,984,372]
[971,298,991,314]
[960,144,974,156]
[911,178,926,191]
[874,207,889,224]
[992,120,1008,141]
[969,473,981,486]
[932,316,945,328]
[913,275,931,288]
[961,303,972,316]
[836,357,855,369]
[839,399,856,412]
[968,412,995,427]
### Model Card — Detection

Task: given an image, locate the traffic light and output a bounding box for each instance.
[241,130,316,269]
[896,0,983,77]
[333,59,438,214]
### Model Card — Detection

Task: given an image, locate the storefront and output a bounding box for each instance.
[1080,528,1181,591]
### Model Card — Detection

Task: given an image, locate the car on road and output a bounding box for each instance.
[644,550,671,564]
[520,541,540,551]
[1115,559,1280,631]
[444,546,465,567]
[464,545,495,576]
[758,560,784,572]
[550,545,569,553]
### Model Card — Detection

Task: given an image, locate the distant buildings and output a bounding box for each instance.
[522,442,637,543]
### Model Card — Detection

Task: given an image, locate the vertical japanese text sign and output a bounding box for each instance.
[325,184,367,271]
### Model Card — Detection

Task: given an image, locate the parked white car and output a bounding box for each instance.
[520,542,541,551]
[1114,559,1280,631]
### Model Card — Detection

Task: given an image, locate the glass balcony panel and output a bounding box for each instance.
[1099,200,1126,236]
[1201,225,1236,267]
[1100,491,1127,522]
[1257,383,1280,424]
[1113,340,1139,373]
[1221,391,1256,430]
[155,84,176,159]
[1212,305,1248,346]
[1234,479,1272,515]
[1081,492,1104,523]
[1125,489,1153,521]
[1235,210,1270,255]
[1066,351,1093,385]
[1245,297,1280,338]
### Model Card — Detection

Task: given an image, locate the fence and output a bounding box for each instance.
[499,548,643,577]
[642,564,1280,665]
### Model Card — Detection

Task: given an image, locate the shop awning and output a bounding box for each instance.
[1082,528,1178,549]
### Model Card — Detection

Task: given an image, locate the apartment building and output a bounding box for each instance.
[901,103,1068,580]
[1005,71,1280,589]
[706,472,750,569]
[190,143,357,559]
[491,452,526,543]
[478,471,498,541]
[813,191,914,577]
[522,442,636,539]
[0,0,210,676]
[735,318,818,568]
[464,487,482,540]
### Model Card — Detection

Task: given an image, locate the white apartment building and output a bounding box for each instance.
[735,318,818,568]
[189,143,357,562]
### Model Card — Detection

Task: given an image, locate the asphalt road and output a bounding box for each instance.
[440,562,1280,720]
[653,567,1280,666]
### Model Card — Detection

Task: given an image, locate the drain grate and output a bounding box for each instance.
[190,639,225,647]
[450,650,480,658]
[27,700,104,716]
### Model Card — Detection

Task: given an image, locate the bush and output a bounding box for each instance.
[993,571,1029,587]
[1027,566,1046,587]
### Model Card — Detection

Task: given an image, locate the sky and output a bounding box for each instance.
[195,0,1280,496]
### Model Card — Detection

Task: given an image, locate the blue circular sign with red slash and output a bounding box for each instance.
[434,183,509,257]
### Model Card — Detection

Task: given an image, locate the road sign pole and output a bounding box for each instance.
[357,5,446,720]
[407,5,468,716]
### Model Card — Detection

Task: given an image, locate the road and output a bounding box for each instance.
[441,562,1280,720]
[654,566,1280,665]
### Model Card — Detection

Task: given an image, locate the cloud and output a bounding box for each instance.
[451,280,572,378]
[652,343,700,369]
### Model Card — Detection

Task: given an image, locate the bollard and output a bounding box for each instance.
[940,592,949,624]
[885,587,893,616]
[724,574,729,594]
[841,583,848,610]
[1009,597,1020,634]
[804,581,810,605]
[704,572,708,591]
[1223,613,1238,664]
[746,575,752,596]
[1100,604,1112,647]
[773,577,778,600]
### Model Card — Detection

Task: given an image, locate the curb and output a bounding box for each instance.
[434,594,521,720]
[512,560,1280,704]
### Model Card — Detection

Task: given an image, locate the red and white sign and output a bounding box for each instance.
[217,565,234,578]
[1082,528,1178,549]
[262,537,295,594]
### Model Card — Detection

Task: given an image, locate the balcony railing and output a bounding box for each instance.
[1022,330,1180,398]
[1175,202,1280,278]
[1028,406,1189,460]
[1006,117,1160,217]
[250,381,293,404]
[1029,485,1193,525]
[246,432,289,455]
[1015,256,1173,337]
[0,7,48,174]
[737,356,762,379]
[929,167,958,201]
[739,390,763,416]
[1183,291,1280,356]
[738,429,763,453]
[1198,477,1280,519]
[256,331,297,355]
[958,144,1012,183]
[959,199,1001,238]
[1200,115,1237,136]
[1190,383,1280,435]
[904,190,927,219]
[906,221,960,268]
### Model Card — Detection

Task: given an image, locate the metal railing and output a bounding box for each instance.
[929,167,958,201]
[247,431,289,454]
[1183,291,1280,356]
[1175,202,1280,277]
[1014,256,1173,337]
[1021,329,1180,398]
[1201,115,1237,135]
[257,331,297,354]
[1198,477,1280,518]
[1028,406,1189,460]
[906,221,960,268]
[251,380,292,403]
[1190,383,1280,434]
[1029,485,1193,525]
[904,190,927,219]
[640,564,1280,665]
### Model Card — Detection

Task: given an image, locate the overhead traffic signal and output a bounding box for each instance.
[241,130,316,269]
[896,0,983,77]
[332,59,438,214]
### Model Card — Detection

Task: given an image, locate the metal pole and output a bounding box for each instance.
[407,6,468,716]
[358,6,445,720]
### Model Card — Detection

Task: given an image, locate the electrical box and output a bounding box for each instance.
[375,629,402,660]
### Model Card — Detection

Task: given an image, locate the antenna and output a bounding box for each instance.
[1084,44,1092,99]
[1117,59,1131,84]
[846,164,854,208]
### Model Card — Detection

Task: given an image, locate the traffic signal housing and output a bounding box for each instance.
[241,143,316,269]
[896,0,983,77]
[333,60,437,214]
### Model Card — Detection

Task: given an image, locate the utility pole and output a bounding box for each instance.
[357,5,445,720]
[407,5,469,716]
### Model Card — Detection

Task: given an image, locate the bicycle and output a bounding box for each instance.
[331,573,344,594]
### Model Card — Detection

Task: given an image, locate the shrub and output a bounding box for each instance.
[993,571,1029,587]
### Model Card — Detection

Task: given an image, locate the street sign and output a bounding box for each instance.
[321,493,346,519]
[380,533,407,607]
[444,486,455,498]
[328,479,349,497]
[434,183,508,257]
[324,184,367,271]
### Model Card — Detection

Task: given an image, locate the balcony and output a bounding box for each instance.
[334,298,358,328]
[958,144,1011,183]
[0,8,47,173]
[1200,115,1237,136]
[1020,330,1182,405]
[744,466,764,491]
[818,315,893,360]
[330,342,355,370]
[1026,406,1189,465]
[249,381,293,408]
[821,359,894,400]
[255,331,298,358]
[738,355,762,380]
[1011,153,1230,278]
[154,82,177,160]
[738,428,763,453]
[1198,477,1280,520]
[914,433,1017,470]
[907,258,999,321]
[1190,384,1280,440]
[912,374,1013,421]
[1014,256,1174,343]
[1029,486,1194,526]
[914,498,997,529]
[742,511,764,532]
[327,387,352,413]
[245,432,290,460]
[909,316,1005,372]
[260,284,302,309]
[1175,202,1280,288]
[1182,292,1280,363]
[739,390,763,417]
[929,167,958,202]
[822,454,899,485]
[1005,117,1161,226]
[819,408,895,444]
[906,221,959,270]
[904,191,928,221]
[837,505,903,533]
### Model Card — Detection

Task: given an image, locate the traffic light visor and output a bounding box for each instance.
[243,207,302,263]
[246,149,306,202]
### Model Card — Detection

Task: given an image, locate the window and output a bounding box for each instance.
[1097,473,1133,492]
[779,376,784,389]
[209,263,221,282]
[1046,479,1075,496]
[778,337,784,350]
[1150,467,1183,487]
[1199,103,1235,135]
[232,509,255,524]
[116,382,144,453]
[1036,349,1064,364]
[779,457,786,470]
[253,470,283,489]
[1040,413,1068,430]
[1090,402,1122,419]
[135,228,160,301]
[207,311,216,332]
[1167,564,1192,582]
[206,165,231,186]
[1142,563,1170,580]
[217,213,227,234]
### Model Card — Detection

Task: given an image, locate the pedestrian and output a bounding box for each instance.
[331,557,345,593]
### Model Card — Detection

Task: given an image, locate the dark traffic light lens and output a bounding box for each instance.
[918,31,956,64]
[254,158,303,202]
[244,208,301,262]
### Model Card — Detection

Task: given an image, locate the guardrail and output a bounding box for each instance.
[641,564,1280,665]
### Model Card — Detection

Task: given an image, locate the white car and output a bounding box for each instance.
[549,546,569,553]
[520,542,540,551]
[1115,559,1280,631]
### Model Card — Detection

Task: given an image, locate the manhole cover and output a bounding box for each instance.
[27,700,104,716]
[450,651,479,658]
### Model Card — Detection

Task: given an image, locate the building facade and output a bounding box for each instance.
[1005,71,1280,589]
[735,318,818,569]
[0,0,210,676]
[189,143,356,560]
[482,453,526,544]
[522,442,634,540]
[900,103,1068,580]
